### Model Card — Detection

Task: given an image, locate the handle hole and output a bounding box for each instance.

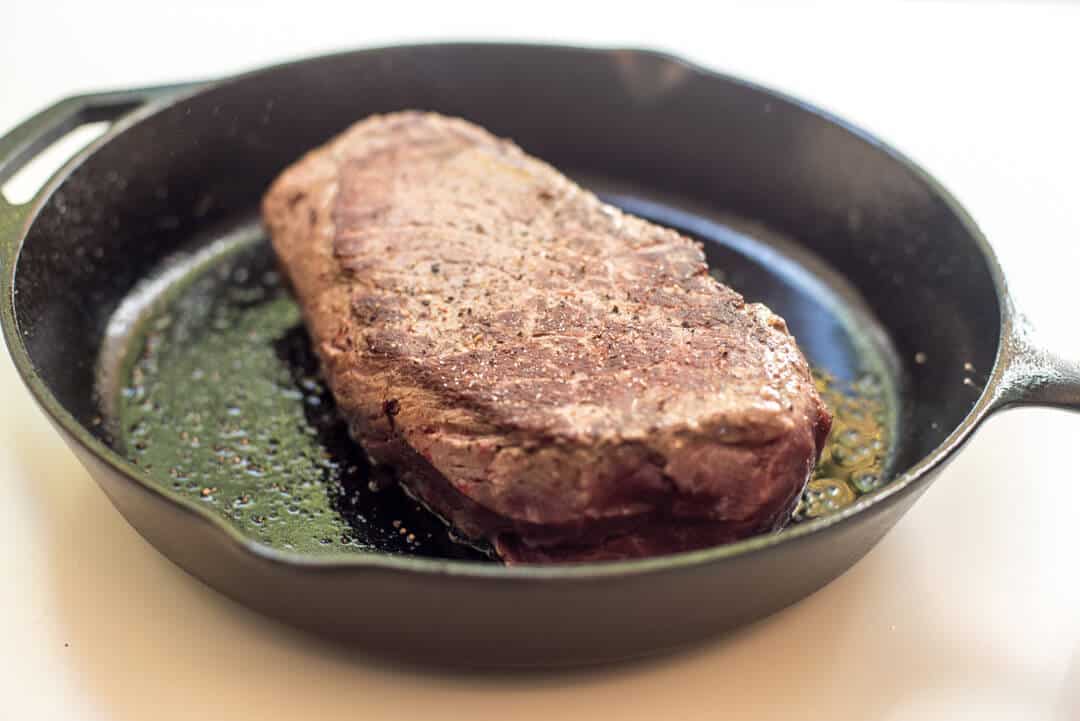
[1,121,110,206]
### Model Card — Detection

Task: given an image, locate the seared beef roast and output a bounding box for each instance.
[263,112,831,563]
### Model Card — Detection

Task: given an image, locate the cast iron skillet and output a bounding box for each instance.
[2,44,1078,667]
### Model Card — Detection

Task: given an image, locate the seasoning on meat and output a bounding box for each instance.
[263,112,832,563]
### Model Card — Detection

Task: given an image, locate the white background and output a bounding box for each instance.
[3,2,1079,719]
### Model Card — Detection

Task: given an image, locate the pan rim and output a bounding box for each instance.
[0,41,1013,581]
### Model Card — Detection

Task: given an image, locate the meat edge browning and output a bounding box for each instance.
[316,342,828,563]
[262,111,832,563]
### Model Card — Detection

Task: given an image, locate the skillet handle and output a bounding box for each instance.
[0,83,200,247]
[990,310,1080,412]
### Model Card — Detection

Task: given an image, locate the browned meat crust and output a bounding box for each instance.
[263,112,831,563]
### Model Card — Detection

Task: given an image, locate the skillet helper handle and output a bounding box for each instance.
[0,83,199,241]
[991,311,1080,412]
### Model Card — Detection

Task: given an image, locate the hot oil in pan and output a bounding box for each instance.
[110,231,490,560]
[798,372,889,520]
[108,220,891,561]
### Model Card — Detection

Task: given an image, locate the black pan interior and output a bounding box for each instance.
[82,192,894,559]
[11,45,1001,557]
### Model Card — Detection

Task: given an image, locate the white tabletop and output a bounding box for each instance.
[3,2,1079,719]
